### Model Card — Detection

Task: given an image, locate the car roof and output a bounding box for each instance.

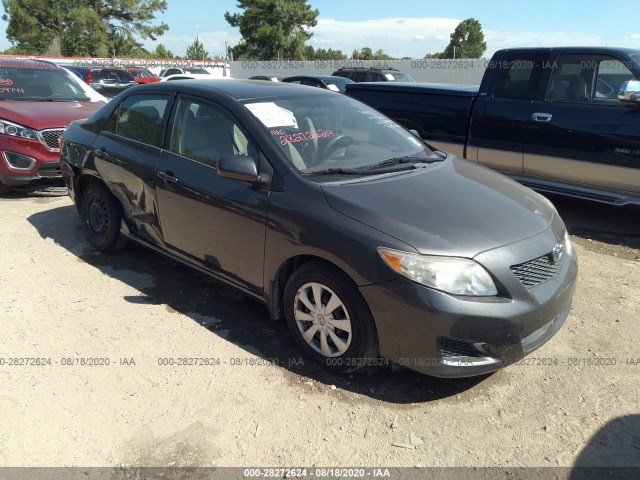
[136,79,335,101]
[283,75,352,82]
[334,66,401,72]
[160,73,219,81]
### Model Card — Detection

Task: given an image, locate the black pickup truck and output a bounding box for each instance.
[345,47,640,206]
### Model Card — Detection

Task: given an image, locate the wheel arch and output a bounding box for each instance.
[268,254,361,321]
[73,172,108,213]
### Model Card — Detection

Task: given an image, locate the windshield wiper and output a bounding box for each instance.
[364,155,442,170]
[303,167,363,176]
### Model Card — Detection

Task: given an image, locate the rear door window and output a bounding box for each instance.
[493,58,539,100]
[103,94,170,147]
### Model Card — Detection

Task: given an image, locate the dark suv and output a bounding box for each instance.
[332,67,415,82]
[66,67,136,97]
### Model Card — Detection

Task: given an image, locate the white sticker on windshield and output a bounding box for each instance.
[384,74,395,81]
[326,84,340,92]
[245,102,298,128]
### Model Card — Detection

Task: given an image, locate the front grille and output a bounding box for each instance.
[37,163,62,178]
[439,337,483,358]
[510,254,563,288]
[38,129,64,151]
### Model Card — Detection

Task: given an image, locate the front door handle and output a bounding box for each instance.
[532,112,553,122]
[157,171,178,183]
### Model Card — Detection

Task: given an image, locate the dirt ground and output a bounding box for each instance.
[0,190,639,474]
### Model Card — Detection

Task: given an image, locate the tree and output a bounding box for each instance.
[314,48,347,60]
[107,29,149,57]
[225,0,319,60]
[185,36,209,60]
[2,0,168,57]
[440,18,486,59]
[153,43,174,59]
[352,47,393,60]
[304,45,347,60]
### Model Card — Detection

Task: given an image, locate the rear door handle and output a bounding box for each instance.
[157,171,178,183]
[532,112,553,122]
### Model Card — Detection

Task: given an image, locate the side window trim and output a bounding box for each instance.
[167,94,260,169]
[101,93,172,147]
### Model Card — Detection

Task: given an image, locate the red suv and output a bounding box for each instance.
[0,59,106,193]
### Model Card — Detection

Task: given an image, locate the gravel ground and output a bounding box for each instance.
[0,191,638,475]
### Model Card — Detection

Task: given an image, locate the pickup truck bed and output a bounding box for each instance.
[346,83,478,157]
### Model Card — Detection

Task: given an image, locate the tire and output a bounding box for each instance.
[284,261,378,373]
[0,181,11,194]
[81,182,128,251]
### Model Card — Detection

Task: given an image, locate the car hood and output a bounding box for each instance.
[0,101,104,130]
[321,157,556,258]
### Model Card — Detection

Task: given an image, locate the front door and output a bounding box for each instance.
[154,95,269,295]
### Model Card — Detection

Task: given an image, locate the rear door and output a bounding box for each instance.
[93,93,171,245]
[154,95,269,295]
[524,53,640,200]
[468,51,547,173]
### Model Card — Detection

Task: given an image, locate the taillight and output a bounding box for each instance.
[86,70,93,85]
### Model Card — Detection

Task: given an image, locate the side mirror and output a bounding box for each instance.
[409,129,421,138]
[217,155,259,183]
[618,80,640,104]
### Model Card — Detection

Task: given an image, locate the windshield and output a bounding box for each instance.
[0,65,90,101]
[186,68,209,74]
[630,54,640,68]
[243,94,435,174]
[324,77,354,93]
[390,72,416,82]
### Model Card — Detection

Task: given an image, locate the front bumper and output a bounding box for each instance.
[360,215,578,377]
[0,137,62,188]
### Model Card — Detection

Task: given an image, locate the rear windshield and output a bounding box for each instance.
[0,65,91,101]
[92,69,134,83]
[129,69,154,78]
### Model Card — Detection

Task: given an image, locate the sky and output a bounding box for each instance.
[0,0,638,59]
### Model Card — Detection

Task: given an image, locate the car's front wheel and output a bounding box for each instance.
[284,262,378,373]
[81,182,128,251]
[0,180,11,194]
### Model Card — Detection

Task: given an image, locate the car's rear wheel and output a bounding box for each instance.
[0,180,11,194]
[81,182,128,251]
[284,262,378,373]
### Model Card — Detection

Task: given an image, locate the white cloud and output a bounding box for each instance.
[483,30,607,57]
[310,17,460,58]
[145,17,640,60]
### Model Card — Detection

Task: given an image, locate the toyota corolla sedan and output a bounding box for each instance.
[60,80,577,377]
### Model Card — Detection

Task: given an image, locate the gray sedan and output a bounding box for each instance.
[59,80,577,377]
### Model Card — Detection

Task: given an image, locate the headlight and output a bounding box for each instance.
[378,247,498,296]
[0,119,37,140]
